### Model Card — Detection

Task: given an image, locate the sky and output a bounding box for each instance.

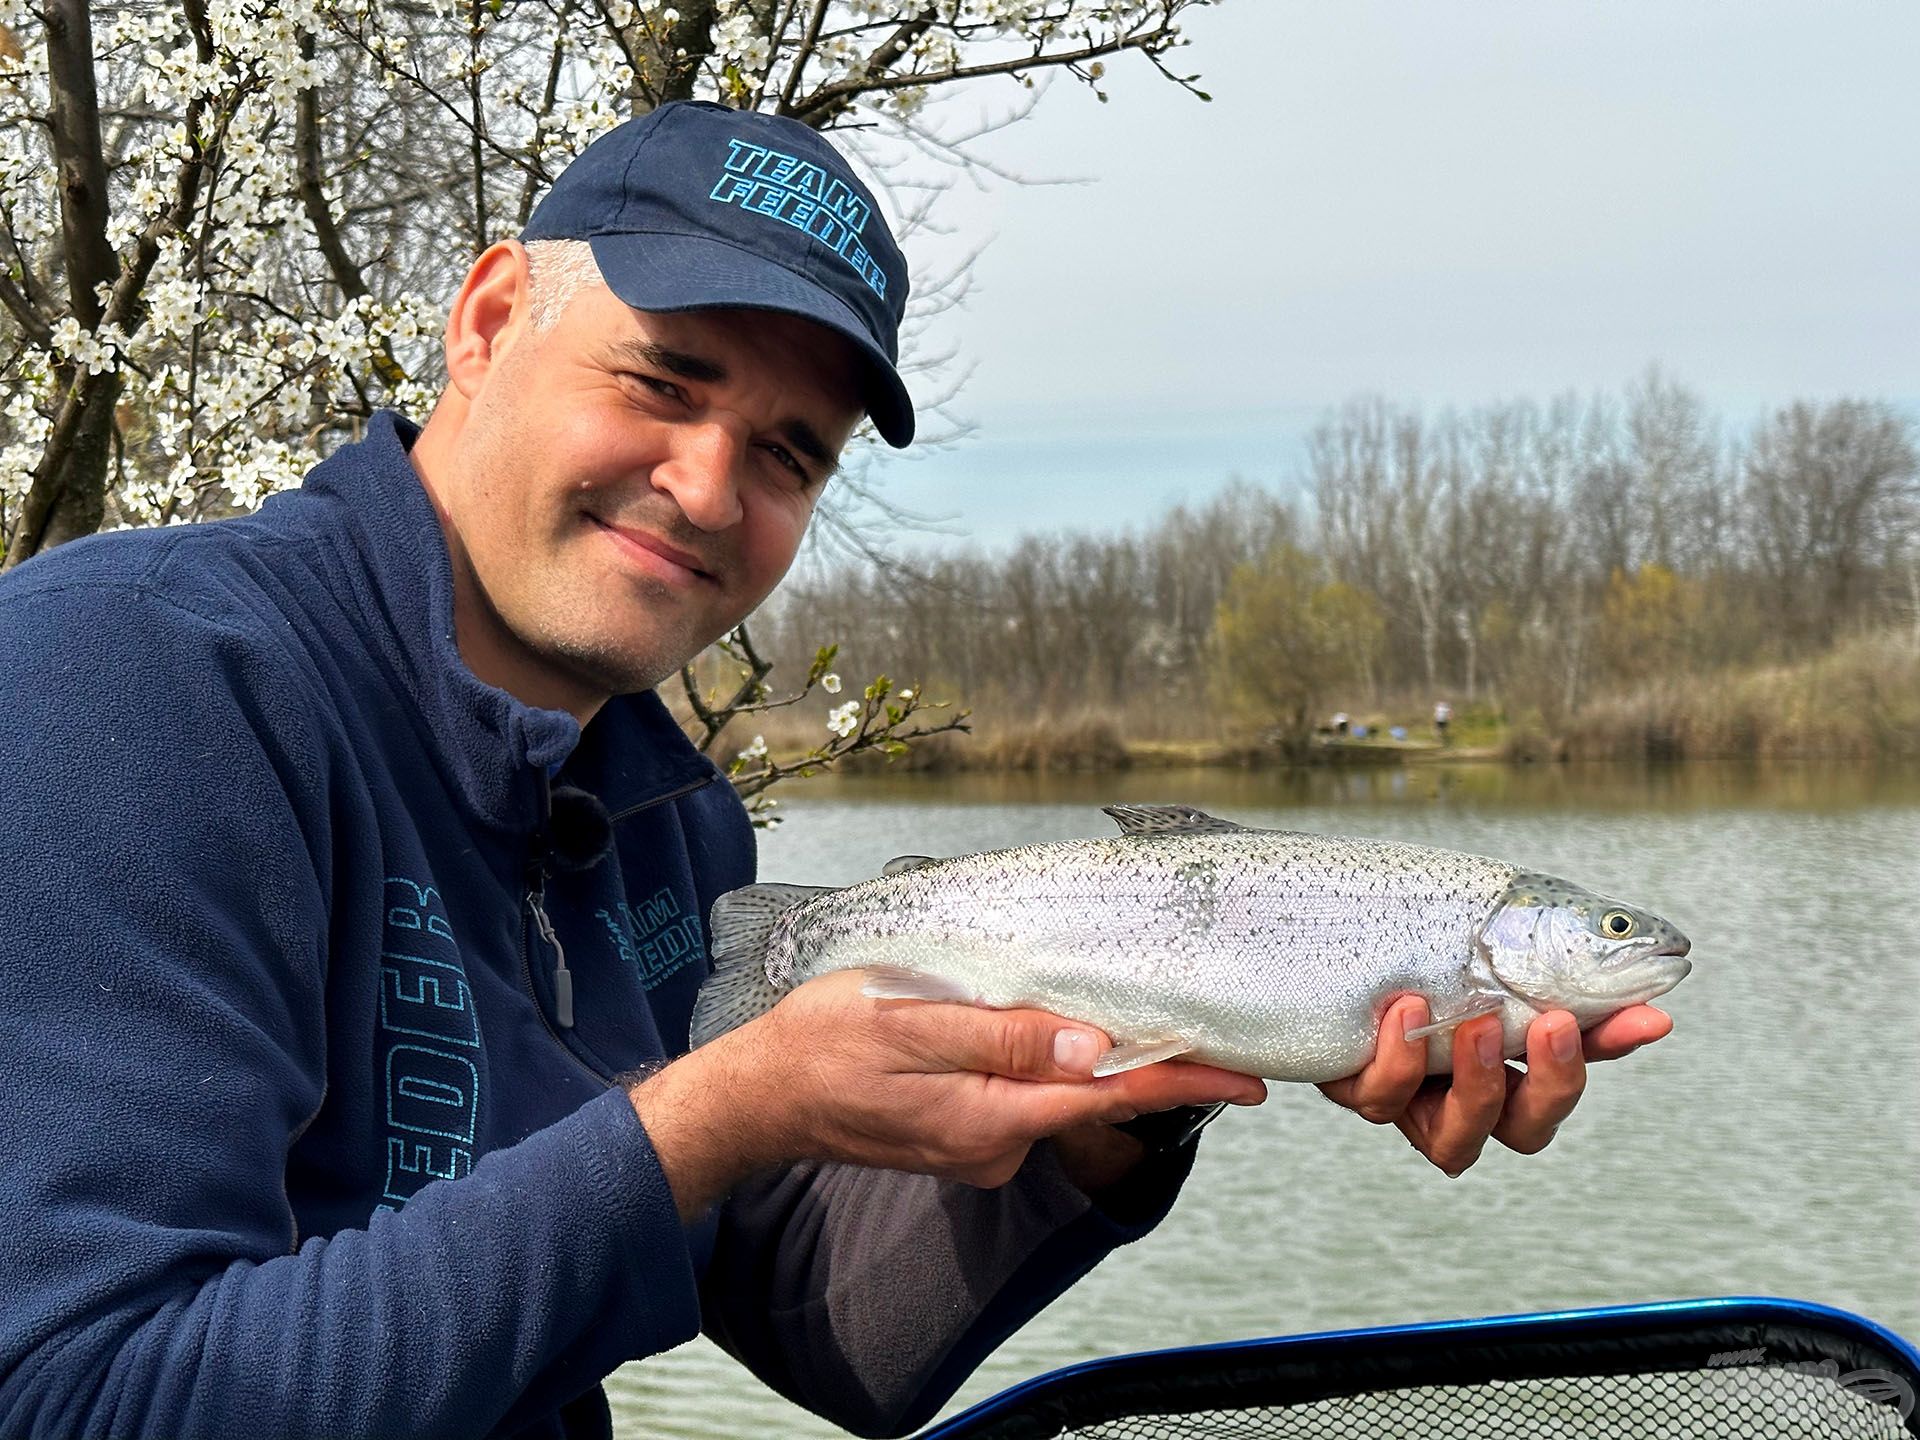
[835,0,1920,553]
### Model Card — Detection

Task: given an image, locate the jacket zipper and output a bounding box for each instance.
[518,896,604,1083]
[527,864,573,1029]
[520,764,719,1073]
[525,769,576,1030]
[522,769,606,1085]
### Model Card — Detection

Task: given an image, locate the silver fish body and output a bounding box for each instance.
[692,805,1693,1082]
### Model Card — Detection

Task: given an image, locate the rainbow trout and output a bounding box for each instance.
[691,805,1691,1081]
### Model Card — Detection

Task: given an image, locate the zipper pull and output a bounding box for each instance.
[529,882,574,1029]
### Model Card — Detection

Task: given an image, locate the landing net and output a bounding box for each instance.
[916,1298,1920,1440]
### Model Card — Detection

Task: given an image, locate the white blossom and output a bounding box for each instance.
[49,317,126,376]
[826,700,861,738]
[0,0,1195,553]
[820,672,842,694]
[712,10,771,74]
[142,272,204,342]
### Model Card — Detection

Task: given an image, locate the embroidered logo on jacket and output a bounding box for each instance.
[377,877,482,1208]
[596,887,704,991]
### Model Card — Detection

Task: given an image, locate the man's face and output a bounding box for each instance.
[441,278,864,710]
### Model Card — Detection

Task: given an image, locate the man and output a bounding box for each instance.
[0,102,1668,1438]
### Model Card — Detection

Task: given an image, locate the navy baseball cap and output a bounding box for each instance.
[522,101,914,447]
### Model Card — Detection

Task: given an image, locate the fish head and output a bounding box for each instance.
[1479,871,1692,1024]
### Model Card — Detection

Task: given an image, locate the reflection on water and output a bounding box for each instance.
[608,762,1920,1439]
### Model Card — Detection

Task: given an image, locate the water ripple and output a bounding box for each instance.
[607,767,1920,1437]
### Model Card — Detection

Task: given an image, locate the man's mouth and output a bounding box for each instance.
[586,514,715,584]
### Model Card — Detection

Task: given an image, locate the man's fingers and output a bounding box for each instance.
[985,1060,1266,1140]
[923,1005,1114,1082]
[867,978,1264,1101]
[1582,1004,1673,1061]
[1095,1059,1267,1114]
[1493,1010,1587,1155]
[1320,994,1429,1123]
[854,975,1113,1082]
[1407,1016,1509,1177]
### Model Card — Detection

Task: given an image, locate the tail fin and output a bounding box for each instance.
[690,883,834,1048]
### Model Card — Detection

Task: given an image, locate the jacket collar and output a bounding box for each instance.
[295,410,719,830]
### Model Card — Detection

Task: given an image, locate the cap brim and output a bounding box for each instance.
[588,232,914,448]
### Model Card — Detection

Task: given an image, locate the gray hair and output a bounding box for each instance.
[524,238,604,331]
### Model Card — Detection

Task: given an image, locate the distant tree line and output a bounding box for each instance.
[753,371,1919,741]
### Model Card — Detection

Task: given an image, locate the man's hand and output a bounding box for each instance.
[631,970,1266,1218]
[1318,997,1673,1177]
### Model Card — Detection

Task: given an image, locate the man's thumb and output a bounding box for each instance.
[983,1011,1107,1080]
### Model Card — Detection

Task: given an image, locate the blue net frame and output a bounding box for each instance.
[917,1297,1920,1439]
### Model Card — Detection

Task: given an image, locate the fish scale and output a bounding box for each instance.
[694,805,1693,1082]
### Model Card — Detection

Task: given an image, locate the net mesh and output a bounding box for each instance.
[1059,1364,1907,1440]
[922,1304,1920,1440]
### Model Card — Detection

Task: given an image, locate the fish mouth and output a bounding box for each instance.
[1611,940,1692,1000]
[1594,935,1692,1002]
[1640,954,1692,1000]
[1603,934,1690,970]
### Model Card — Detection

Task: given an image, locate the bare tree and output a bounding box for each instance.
[1744,400,1920,649]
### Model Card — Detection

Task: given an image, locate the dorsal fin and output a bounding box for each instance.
[1102,804,1250,837]
[882,854,940,876]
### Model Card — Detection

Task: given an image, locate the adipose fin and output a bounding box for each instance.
[882,854,940,876]
[690,883,834,1048]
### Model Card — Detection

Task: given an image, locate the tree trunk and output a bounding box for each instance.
[4,0,121,570]
[35,385,117,552]
[3,366,122,570]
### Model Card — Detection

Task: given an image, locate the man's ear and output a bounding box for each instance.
[444,239,533,401]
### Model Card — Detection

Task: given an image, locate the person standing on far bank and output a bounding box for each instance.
[0,102,1670,1438]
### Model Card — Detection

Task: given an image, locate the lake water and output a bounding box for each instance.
[606,762,1920,1438]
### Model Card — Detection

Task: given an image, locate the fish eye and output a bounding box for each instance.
[1602,910,1635,938]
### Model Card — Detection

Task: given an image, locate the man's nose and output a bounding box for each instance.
[653,421,746,531]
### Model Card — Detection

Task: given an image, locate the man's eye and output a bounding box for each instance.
[763,444,811,484]
[628,374,684,403]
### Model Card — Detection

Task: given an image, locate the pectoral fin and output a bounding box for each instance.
[691,882,837,1048]
[1091,1036,1195,1077]
[1404,999,1506,1043]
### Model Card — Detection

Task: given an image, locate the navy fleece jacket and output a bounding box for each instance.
[0,413,1190,1439]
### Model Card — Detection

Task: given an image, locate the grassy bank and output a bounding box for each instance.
[1550,632,1920,763]
[723,634,1920,774]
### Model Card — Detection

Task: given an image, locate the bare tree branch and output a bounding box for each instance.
[773,0,831,113]
[296,33,408,388]
[516,10,571,226]
[465,0,490,250]
[789,19,1183,129]
[785,11,935,127]
[0,263,50,350]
